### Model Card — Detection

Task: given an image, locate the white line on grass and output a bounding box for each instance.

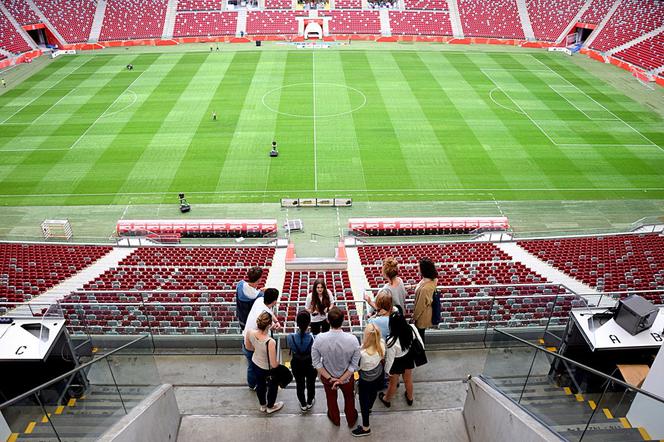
[0,61,87,125]
[530,56,663,152]
[69,70,146,150]
[489,87,524,115]
[32,88,77,124]
[548,84,617,122]
[1,187,663,198]
[313,52,318,192]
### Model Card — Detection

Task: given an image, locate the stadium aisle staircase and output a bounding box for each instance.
[445,0,463,37]
[583,0,621,49]
[490,375,655,441]
[162,0,180,38]
[6,386,154,441]
[555,0,593,45]
[236,9,247,36]
[88,0,108,43]
[379,8,390,36]
[605,25,664,56]
[0,1,36,52]
[515,0,535,40]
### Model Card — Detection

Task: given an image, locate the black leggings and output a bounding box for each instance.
[310,320,330,335]
[358,375,384,428]
[253,363,278,408]
[291,359,316,406]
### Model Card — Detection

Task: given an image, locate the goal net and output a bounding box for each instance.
[41,219,73,240]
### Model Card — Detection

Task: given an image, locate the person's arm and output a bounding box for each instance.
[384,344,396,374]
[244,332,254,352]
[363,291,377,311]
[312,338,336,382]
[305,293,313,313]
[267,339,279,369]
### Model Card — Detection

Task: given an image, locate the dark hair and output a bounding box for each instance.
[310,279,331,315]
[296,310,311,337]
[264,288,280,305]
[419,258,438,280]
[247,267,263,283]
[386,311,413,350]
[327,306,344,329]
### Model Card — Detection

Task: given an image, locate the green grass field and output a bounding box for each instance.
[1,48,663,206]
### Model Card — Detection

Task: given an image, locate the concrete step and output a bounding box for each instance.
[563,427,650,442]
[178,408,468,442]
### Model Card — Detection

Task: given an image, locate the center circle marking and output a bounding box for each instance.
[261,82,367,118]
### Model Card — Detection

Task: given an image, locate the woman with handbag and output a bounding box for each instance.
[413,258,438,344]
[287,310,316,412]
[378,311,425,408]
[244,311,284,414]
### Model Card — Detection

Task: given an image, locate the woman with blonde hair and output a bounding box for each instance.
[352,323,386,437]
[367,289,394,340]
[244,311,284,414]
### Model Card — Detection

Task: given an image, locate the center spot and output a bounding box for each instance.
[261,82,367,118]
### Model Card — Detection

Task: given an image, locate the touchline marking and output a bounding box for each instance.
[32,88,77,124]
[529,55,663,152]
[1,187,663,198]
[313,52,318,192]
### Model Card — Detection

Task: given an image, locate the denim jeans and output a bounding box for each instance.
[242,342,256,388]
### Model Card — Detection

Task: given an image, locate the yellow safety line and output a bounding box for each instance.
[7,433,19,442]
[575,393,584,402]
[41,413,51,423]
[92,347,98,353]
[588,400,596,410]
[55,405,65,415]
[67,398,76,407]
[284,361,291,369]
[538,338,545,345]
[619,417,632,428]
[354,372,359,381]
[563,387,572,395]
[24,422,36,434]
[637,427,651,440]
[603,408,613,419]
[546,347,557,352]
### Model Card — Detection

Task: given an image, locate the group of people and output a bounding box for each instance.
[367,0,397,8]
[236,257,438,437]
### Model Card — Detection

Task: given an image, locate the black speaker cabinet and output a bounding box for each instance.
[256,40,261,47]
[615,294,658,335]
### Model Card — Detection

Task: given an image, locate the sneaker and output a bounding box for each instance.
[306,398,316,410]
[266,402,284,414]
[259,405,267,412]
[351,426,371,437]
[300,403,308,412]
[249,385,257,391]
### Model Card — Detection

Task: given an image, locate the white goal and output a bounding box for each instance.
[41,219,73,240]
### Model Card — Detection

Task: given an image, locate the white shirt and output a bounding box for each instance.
[242,282,261,300]
[243,298,273,337]
[305,292,336,323]
[359,340,386,372]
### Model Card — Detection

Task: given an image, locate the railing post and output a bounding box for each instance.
[106,357,128,414]
[518,345,540,404]
[482,295,498,348]
[35,391,62,442]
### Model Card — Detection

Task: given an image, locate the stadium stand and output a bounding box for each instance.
[579,0,615,24]
[518,233,664,294]
[0,8,31,54]
[174,11,238,37]
[264,0,293,9]
[1,0,39,25]
[32,0,97,43]
[99,0,168,41]
[327,10,381,34]
[176,0,224,11]
[589,0,664,52]
[61,245,275,334]
[277,270,361,332]
[457,0,525,39]
[334,0,362,9]
[246,10,298,35]
[388,11,453,36]
[526,0,586,42]
[0,243,112,305]
[357,242,512,264]
[613,33,664,71]
[403,0,448,10]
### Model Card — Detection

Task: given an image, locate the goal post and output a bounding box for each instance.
[41,219,73,240]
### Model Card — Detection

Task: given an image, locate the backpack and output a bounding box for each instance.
[288,333,313,364]
[431,288,441,326]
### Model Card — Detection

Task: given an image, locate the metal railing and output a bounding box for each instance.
[482,328,664,441]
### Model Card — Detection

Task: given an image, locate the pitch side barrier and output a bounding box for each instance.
[349,216,509,236]
[116,219,278,239]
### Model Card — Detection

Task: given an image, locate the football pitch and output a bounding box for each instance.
[1,47,663,206]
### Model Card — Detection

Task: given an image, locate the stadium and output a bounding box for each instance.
[0,0,663,440]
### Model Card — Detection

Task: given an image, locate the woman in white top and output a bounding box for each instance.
[379,311,423,408]
[244,311,284,414]
[364,257,407,316]
[305,279,336,335]
[353,323,386,437]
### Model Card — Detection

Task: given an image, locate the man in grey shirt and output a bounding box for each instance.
[312,306,360,427]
